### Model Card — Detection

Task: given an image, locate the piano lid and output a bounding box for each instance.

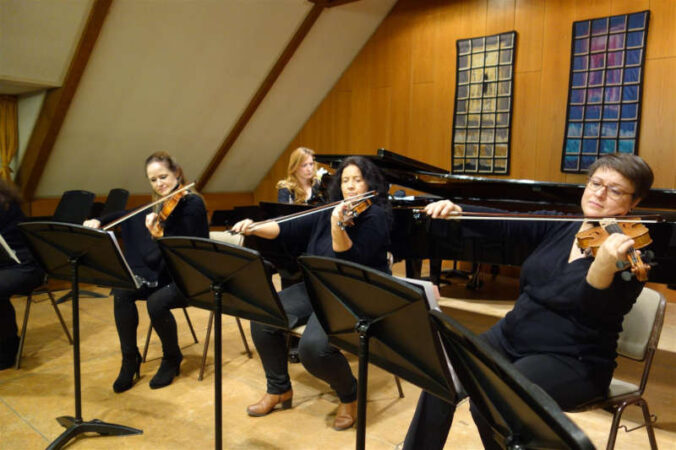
[316,149,676,212]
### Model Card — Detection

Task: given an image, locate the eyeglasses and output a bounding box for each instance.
[586,177,634,200]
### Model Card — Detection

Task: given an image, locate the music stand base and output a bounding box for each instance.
[47,416,142,450]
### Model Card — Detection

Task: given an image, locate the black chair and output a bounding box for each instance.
[89,188,129,219]
[430,310,595,450]
[52,190,95,224]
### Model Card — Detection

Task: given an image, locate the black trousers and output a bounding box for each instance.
[0,264,44,340]
[113,283,188,359]
[402,325,613,450]
[250,282,358,402]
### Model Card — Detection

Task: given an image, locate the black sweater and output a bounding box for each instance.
[278,204,390,274]
[0,201,38,268]
[459,207,643,369]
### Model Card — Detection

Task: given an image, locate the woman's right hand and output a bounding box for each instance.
[424,200,463,219]
[82,219,101,229]
[231,218,255,235]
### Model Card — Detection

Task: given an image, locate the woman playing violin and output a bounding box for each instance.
[83,152,208,392]
[231,156,392,431]
[403,153,654,450]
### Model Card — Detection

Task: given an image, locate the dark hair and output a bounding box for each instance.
[586,153,653,201]
[0,178,22,210]
[327,156,392,224]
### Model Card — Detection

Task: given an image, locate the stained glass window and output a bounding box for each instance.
[452,31,516,174]
[562,11,649,173]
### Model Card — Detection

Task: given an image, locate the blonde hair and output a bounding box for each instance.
[275,147,316,204]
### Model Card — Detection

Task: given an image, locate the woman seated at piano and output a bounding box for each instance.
[231,156,392,431]
[402,153,654,449]
[83,152,208,392]
[0,179,45,370]
[276,147,322,205]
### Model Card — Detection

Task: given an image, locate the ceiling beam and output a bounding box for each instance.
[16,0,113,202]
[311,0,363,7]
[196,1,328,192]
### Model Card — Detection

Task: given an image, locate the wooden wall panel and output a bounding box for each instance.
[254,0,676,203]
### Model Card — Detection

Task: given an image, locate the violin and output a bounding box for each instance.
[337,198,373,230]
[149,184,191,238]
[102,182,195,233]
[575,219,652,281]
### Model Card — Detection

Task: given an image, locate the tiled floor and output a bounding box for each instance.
[1,274,674,449]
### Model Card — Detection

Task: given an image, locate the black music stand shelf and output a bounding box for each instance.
[18,221,142,450]
[157,236,288,450]
[429,310,594,450]
[297,256,459,450]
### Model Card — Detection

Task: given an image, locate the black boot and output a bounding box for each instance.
[113,350,142,393]
[149,354,182,389]
[0,335,20,370]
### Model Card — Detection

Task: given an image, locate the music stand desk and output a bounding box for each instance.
[18,221,142,450]
[297,255,458,450]
[430,310,594,450]
[157,236,288,449]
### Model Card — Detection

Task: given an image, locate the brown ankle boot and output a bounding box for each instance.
[246,389,293,417]
[333,400,357,431]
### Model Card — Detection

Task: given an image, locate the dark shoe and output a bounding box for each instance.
[113,350,142,393]
[333,401,357,431]
[246,389,293,417]
[287,347,300,364]
[149,354,182,389]
[0,336,20,370]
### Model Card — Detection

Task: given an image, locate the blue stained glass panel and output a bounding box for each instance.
[608,34,625,50]
[571,89,586,104]
[623,85,638,101]
[568,122,583,137]
[621,104,638,119]
[572,72,587,87]
[565,155,580,170]
[583,139,598,154]
[575,38,589,54]
[600,139,616,153]
[618,140,635,153]
[569,106,584,120]
[586,105,601,120]
[584,122,600,137]
[628,12,647,30]
[590,54,606,69]
[610,16,626,32]
[601,122,618,137]
[575,21,590,37]
[589,71,604,85]
[581,156,597,170]
[619,122,636,137]
[624,67,640,83]
[607,52,624,67]
[588,88,603,103]
[627,31,644,48]
[605,87,621,103]
[626,49,642,65]
[606,69,622,84]
[574,56,589,71]
[592,18,608,35]
[603,105,620,119]
[565,139,581,154]
[591,36,607,52]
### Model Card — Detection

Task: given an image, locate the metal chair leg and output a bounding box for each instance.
[142,323,153,362]
[639,399,658,450]
[198,312,214,381]
[182,307,199,344]
[15,294,32,370]
[235,317,252,358]
[394,375,404,398]
[48,290,72,344]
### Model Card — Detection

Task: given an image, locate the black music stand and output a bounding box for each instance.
[429,310,594,450]
[297,256,459,450]
[157,236,288,450]
[17,222,143,450]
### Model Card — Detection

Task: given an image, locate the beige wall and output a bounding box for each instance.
[255,0,676,203]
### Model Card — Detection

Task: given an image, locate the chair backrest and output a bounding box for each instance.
[99,188,129,217]
[52,190,95,224]
[616,287,667,361]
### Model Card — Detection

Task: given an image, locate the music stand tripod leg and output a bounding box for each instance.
[47,257,141,449]
[212,284,224,450]
[355,320,371,450]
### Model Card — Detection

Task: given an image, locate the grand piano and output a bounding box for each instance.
[213,149,676,285]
